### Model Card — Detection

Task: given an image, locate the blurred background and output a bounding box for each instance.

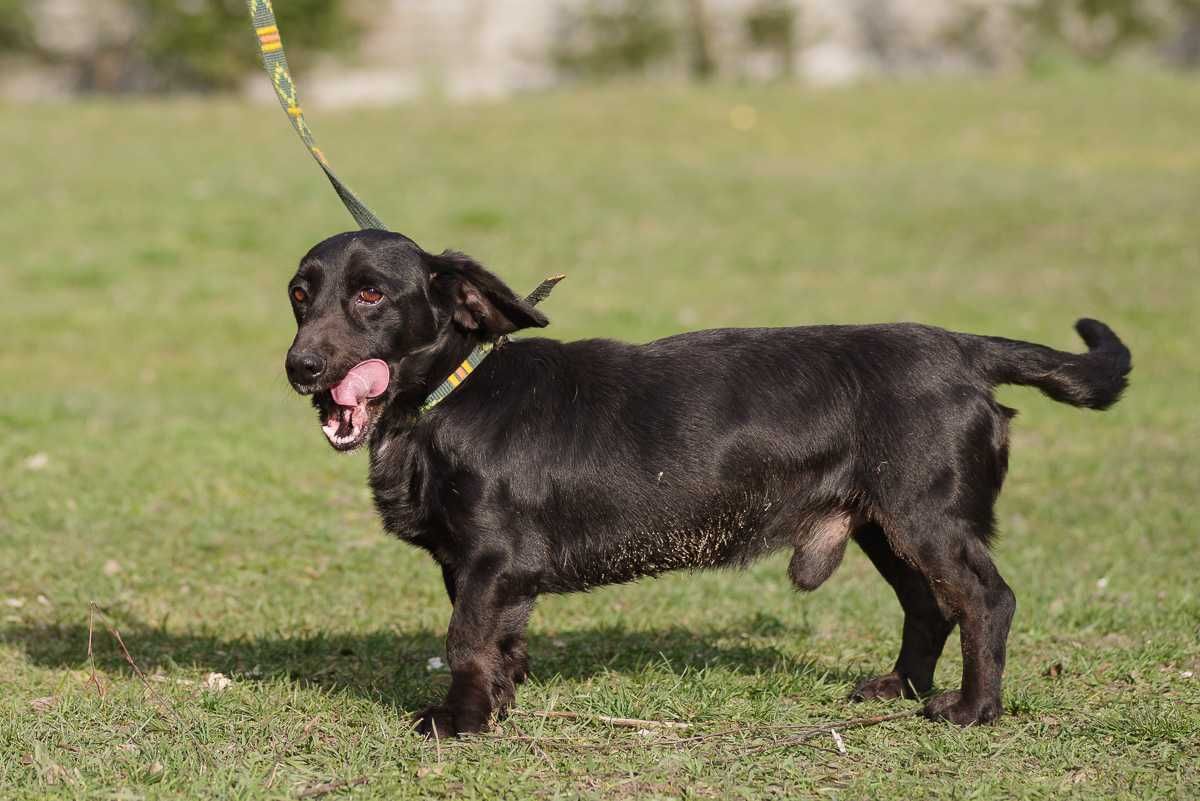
[3,0,1199,101]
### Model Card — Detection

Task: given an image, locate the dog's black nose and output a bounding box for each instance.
[286,351,326,385]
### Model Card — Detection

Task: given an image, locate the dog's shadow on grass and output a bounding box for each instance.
[1,612,858,712]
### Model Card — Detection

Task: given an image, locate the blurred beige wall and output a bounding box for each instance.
[4,1,1194,103]
[290,0,1025,106]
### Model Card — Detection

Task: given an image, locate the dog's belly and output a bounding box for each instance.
[539,489,846,592]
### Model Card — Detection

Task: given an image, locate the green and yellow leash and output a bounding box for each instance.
[247,0,384,230]
[246,0,562,413]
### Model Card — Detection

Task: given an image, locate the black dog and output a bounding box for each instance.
[284,230,1130,736]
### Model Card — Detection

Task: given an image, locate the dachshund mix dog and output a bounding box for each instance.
[284,230,1130,737]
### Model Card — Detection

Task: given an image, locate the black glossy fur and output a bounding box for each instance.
[284,230,1131,736]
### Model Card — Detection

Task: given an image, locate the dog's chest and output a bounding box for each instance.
[367,436,431,543]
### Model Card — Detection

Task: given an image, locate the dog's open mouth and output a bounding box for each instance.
[317,359,390,451]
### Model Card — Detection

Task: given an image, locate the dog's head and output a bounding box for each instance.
[285,230,548,451]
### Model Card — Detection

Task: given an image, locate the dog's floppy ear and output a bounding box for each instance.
[426,250,548,336]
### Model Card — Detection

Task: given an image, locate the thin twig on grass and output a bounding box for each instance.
[511,709,692,730]
[295,776,368,798]
[432,716,443,765]
[105,619,188,730]
[728,708,921,757]
[86,603,105,697]
[499,707,918,759]
[85,602,212,765]
[675,707,922,744]
[489,734,603,746]
[506,718,555,769]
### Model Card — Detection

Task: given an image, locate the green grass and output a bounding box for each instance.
[2,72,1198,799]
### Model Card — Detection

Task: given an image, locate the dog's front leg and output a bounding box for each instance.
[414,554,535,738]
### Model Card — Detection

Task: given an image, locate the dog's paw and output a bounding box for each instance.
[413,705,460,739]
[849,672,909,702]
[413,705,494,738]
[922,691,1001,726]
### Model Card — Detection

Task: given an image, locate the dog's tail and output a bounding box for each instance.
[972,318,1131,410]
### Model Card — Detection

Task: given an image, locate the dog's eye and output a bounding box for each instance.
[357,288,383,305]
[291,287,307,304]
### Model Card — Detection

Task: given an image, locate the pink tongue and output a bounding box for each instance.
[330,359,390,407]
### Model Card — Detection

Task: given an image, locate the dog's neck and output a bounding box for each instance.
[373,324,485,439]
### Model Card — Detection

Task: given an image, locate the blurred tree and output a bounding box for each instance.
[0,0,354,92]
[550,0,677,80]
[744,0,798,77]
[1021,0,1166,64]
[0,0,32,52]
[852,0,901,70]
[136,0,354,90]
[940,0,1197,73]
[1168,0,1200,66]
[682,0,716,80]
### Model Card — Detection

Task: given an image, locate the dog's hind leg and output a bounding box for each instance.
[851,390,1016,724]
[915,527,1015,725]
[873,517,1016,725]
[850,522,955,701]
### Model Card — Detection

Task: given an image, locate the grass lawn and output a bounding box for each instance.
[1,71,1198,799]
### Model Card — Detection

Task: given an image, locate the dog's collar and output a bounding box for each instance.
[416,274,565,416]
[417,340,497,415]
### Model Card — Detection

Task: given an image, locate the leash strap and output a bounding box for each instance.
[246,3,564,414]
[523,274,567,307]
[246,0,385,230]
